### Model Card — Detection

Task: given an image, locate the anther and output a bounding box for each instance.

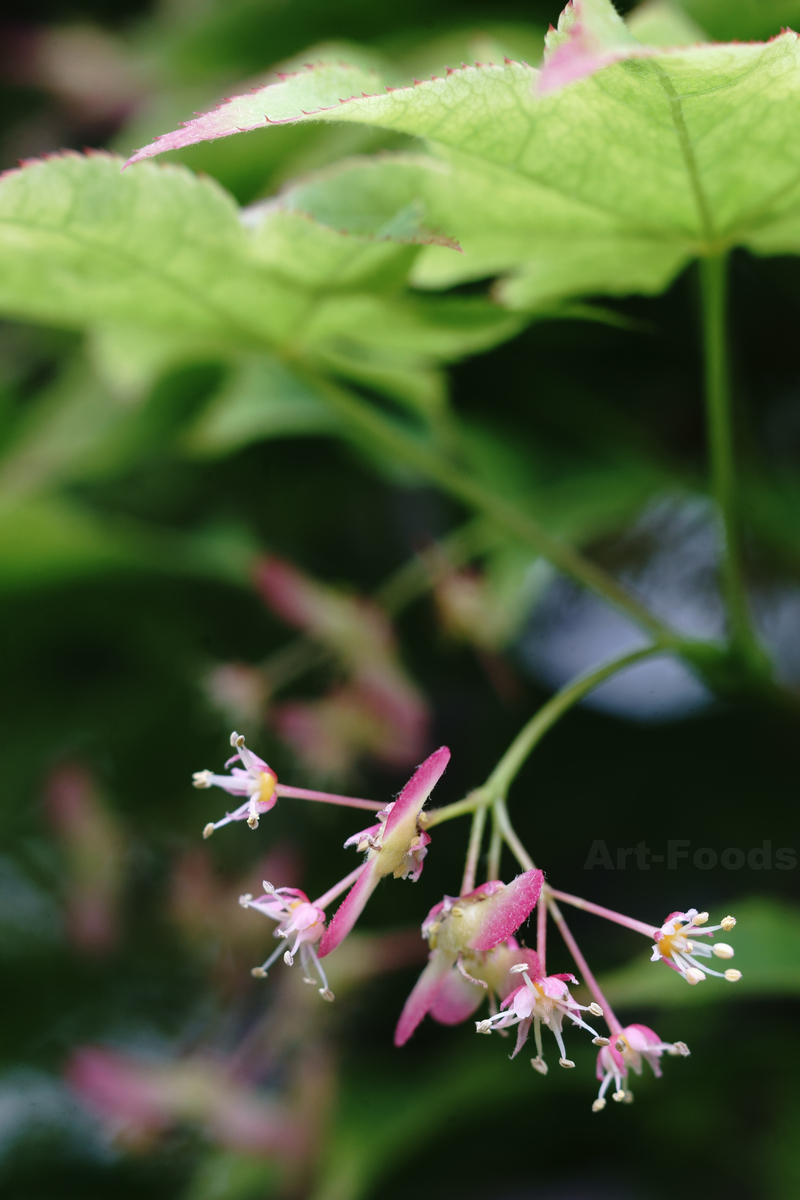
[623,1090,635,1104]
[283,951,294,966]
[592,1037,610,1046]
[262,881,276,894]
[319,988,335,1002]
[713,943,734,958]
[724,968,742,982]
[592,1098,606,1112]
[693,912,709,925]
[559,1058,575,1069]
[302,977,316,985]
[612,1090,626,1102]
[238,893,253,907]
[451,906,464,918]
[685,967,706,984]
[588,1002,603,1017]
[615,1038,627,1052]
[251,967,267,978]
[202,822,215,839]
[475,1020,492,1035]
[193,771,211,788]
[721,915,736,931]
[230,731,245,748]
[530,1057,548,1075]
[510,963,530,974]
[673,1041,691,1056]
[247,815,259,829]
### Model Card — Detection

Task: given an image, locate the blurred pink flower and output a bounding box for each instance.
[193,731,279,835]
[593,1023,691,1112]
[67,1047,301,1158]
[254,555,429,773]
[43,763,125,954]
[318,746,450,957]
[395,870,543,1045]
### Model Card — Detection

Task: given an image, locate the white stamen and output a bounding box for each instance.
[475,1020,492,1034]
[262,880,277,894]
[623,1090,635,1104]
[319,988,335,1002]
[510,963,530,974]
[251,966,267,978]
[612,1090,626,1102]
[592,1098,606,1112]
[202,822,215,839]
[724,969,742,982]
[230,731,245,748]
[559,1058,575,1069]
[530,1057,548,1075]
[721,915,736,931]
[239,893,253,908]
[685,967,706,984]
[693,912,709,925]
[193,770,212,788]
[615,1038,627,1052]
[712,943,734,959]
[588,1002,603,1017]
[593,1037,610,1046]
[284,951,294,966]
[673,1041,691,1056]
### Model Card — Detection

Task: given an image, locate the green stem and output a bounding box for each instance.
[309,374,679,646]
[461,804,487,895]
[699,254,766,672]
[424,644,665,830]
[493,794,535,872]
[483,644,664,800]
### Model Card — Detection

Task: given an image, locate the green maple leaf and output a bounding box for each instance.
[128,0,800,309]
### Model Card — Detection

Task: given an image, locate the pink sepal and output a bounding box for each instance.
[394,949,455,1046]
[468,869,543,951]
[318,858,380,957]
[383,746,450,838]
[429,967,485,1026]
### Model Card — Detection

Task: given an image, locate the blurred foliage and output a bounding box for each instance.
[0,2,799,1200]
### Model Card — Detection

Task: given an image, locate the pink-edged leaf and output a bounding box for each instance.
[468,868,544,951]
[539,0,649,96]
[318,857,381,957]
[383,745,450,838]
[428,966,485,1026]
[126,64,383,165]
[394,949,456,1046]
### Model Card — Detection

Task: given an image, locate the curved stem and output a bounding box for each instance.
[699,253,766,673]
[461,804,487,895]
[424,644,666,831]
[276,784,383,812]
[483,644,664,800]
[309,374,680,645]
[548,898,623,1037]
[493,795,535,872]
[487,814,502,882]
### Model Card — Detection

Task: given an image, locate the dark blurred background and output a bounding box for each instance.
[1,2,799,1199]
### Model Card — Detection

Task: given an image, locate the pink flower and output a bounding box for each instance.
[318,746,450,958]
[394,869,544,1046]
[239,883,333,1000]
[193,732,278,835]
[651,909,741,985]
[593,1024,690,1112]
[476,960,605,1070]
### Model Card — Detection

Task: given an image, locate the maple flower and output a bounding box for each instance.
[193,732,278,835]
[394,869,544,1046]
[592,1023,691,1112]
[317,746,451,958]
[240,882,334,1000]
[651,909,741,985]
[476,960,606,1070]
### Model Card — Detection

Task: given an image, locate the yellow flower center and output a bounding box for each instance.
[258,772,276,804]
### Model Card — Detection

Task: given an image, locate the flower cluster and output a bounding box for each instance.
[191,735,742,1112]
